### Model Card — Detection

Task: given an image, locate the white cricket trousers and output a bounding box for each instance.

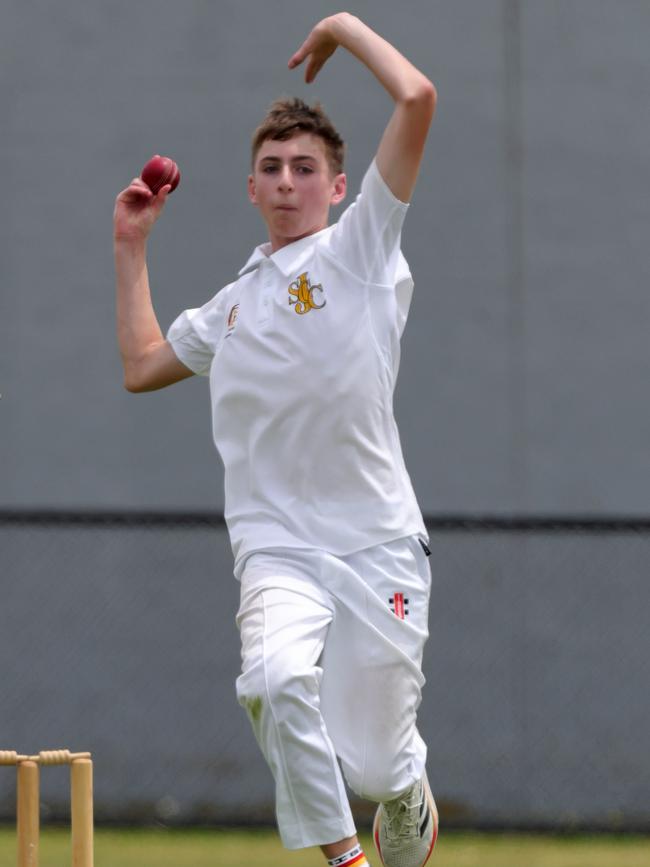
[235,535,431,850]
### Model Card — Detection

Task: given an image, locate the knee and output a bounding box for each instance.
[237,657,322,726]
[236,662,265,724]
[344,757,416,804]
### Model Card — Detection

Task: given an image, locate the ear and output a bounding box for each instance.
[248,174,258,205]
[330,172,346,206]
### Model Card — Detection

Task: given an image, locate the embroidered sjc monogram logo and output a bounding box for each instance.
[288,272,326,315]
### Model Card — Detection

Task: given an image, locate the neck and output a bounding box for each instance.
[268,222,328,253]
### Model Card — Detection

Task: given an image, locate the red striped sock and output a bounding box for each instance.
[327,844,370,867]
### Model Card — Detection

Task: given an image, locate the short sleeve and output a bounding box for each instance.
[326,159,410,286]
[166,289,227,376]
[395,252,415,338]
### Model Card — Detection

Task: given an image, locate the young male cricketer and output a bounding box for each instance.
[114,12,437,867]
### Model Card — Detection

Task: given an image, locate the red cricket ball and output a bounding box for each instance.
[140,155,181,194]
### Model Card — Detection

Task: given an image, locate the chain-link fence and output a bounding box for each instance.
[1,512,649,831]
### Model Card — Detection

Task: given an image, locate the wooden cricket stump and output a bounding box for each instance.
[0,750,94,867]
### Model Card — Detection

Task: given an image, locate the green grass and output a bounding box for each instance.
[0,827,648,866]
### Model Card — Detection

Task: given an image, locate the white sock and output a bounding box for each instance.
[327,843,369,867]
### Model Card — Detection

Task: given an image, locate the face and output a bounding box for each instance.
[248,132,346,251]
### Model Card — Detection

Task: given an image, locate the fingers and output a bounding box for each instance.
[305,56,325,83]
[116,178,172,206]
[288,38,310,69]
[117,177,153,203]
[288,29,336,82]
[287,51,303,70]
[289,48,323,83]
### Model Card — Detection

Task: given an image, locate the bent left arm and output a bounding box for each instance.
[289,12,437,202]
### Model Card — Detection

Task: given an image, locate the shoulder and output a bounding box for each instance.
[348,159,410,220]
[329,159,409,238]
[362,158,410,208]
[320,160,410,286]
[199,280,237,320]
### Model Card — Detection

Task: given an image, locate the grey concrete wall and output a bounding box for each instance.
[3,0,649,514]
[1,520,649,828]
[2,0,650,834]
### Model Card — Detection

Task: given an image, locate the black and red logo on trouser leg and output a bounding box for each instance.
[389,592,409,619]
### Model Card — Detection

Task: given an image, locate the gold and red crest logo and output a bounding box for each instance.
[226,303,239,337]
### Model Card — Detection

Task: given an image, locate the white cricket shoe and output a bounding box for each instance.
[373,772,439,867]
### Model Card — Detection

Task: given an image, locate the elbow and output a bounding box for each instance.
[124,373,159,393]
[123,376,144,393]
[425,80,438,113]
[404,78,437,117]
[123,365,149,393]
[124,377,163,394]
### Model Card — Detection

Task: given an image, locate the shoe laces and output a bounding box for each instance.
[383,781,424,841]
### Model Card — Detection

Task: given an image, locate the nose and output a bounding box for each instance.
[278,165,294,192]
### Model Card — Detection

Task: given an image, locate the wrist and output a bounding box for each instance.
[113,234,148,250]
[324,11,360,41]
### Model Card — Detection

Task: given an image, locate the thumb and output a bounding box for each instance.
[153,185,171,213]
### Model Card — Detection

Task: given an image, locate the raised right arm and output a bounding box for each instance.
[113,177,194,393]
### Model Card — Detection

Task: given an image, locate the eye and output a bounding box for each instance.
[296,165,314,175]
[262,165,278,173]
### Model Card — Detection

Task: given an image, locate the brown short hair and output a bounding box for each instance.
[251,97,345,175]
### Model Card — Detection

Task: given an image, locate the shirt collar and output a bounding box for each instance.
[238,226,332,278]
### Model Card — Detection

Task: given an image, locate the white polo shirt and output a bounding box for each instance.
[167,159,426,572]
